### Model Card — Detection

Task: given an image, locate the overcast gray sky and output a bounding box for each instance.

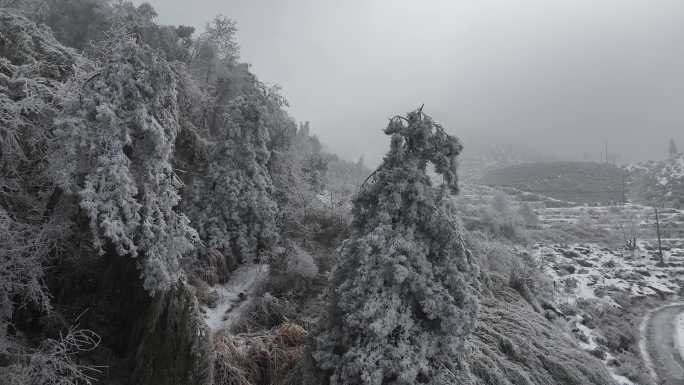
[139,0,684,165]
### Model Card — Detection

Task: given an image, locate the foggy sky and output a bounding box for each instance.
[137,0,684,165]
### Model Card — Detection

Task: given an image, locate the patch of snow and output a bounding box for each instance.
[610,372,635,385]
[572,315,635,384]
[575,322,598,351]
[202,264,269,333]
[316,190,332,206]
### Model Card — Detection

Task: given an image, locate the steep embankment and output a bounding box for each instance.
[461,276,616,385]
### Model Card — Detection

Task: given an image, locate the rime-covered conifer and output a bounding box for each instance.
[54,34,197,293]
[184,87,279,264]
[314,108,479,385]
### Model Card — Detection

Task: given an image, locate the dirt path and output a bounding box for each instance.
[641,303,684,385]
[202,264,269,334]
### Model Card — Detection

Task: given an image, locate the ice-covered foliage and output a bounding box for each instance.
[54,34,197,293]
[478,192,527,241]
[1,325,102,385]
[269,121,333,240]
[0,11,105,382]
[190,14,241,85]
[0,209,55,344]
[0,6,74,352]
[324,155,369,212]
[184,82,280,263]
[314,108,479,385]
[0,9,85,216]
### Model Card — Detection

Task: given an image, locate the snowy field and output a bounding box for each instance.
[532,203,684,385]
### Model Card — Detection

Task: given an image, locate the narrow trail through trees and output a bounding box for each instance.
[202,264,269,334]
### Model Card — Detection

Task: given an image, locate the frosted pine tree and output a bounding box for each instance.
[54,34,197,293]
[314,108,479,385]
[185,89,279,264]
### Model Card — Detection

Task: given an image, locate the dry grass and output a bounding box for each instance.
[199,249,233,286]
[465,274,616,385]
[580,295,660,385]
[213,322,307,385]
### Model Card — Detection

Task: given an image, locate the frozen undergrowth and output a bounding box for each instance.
[201,264,269,333]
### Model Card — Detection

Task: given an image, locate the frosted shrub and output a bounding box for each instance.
[314,108,479,385]
[478,192,526,241]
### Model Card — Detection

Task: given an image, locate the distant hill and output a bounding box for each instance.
[480,161,625,204]
[627,153,684,208]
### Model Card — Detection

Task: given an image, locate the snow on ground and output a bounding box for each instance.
[459,184,683,383]
[535,203,684,307]
[539,203,684,236]
[202,264,269,333]
[531,203,684,385]
[538,242,681,306]
[611,372,636,385]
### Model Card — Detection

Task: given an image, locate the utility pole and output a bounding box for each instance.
[655,207,664,264]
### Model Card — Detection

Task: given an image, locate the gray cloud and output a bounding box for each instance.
[138,0,684,165]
